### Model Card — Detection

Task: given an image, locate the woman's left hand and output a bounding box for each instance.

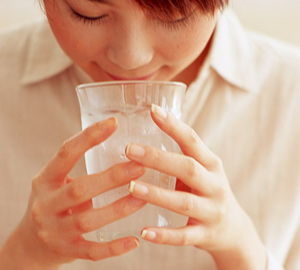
[125,105,267,270]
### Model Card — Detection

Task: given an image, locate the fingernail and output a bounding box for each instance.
[129,181,136,193]
[97,117,118,133]
[141,230,156,241]
[126,144,145,158]
[129,181,149,196]
[151,104,167,119]
[100,117,117,128]
[126,163,145,176]
[124,238,139,250]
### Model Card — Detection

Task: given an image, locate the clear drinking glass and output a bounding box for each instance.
[76,81,186,241]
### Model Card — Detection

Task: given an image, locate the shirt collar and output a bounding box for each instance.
[21,20,73,85]
[209,9,258,92]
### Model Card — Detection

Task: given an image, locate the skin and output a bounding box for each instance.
[43,0,216,85]
[128,105,267,269]
[0,0,267,269]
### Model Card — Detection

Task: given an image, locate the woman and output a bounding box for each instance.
[1,0,300,269]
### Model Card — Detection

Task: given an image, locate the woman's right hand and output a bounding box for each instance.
[0,117,146,270]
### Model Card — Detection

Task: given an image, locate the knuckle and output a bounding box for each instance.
[215,201,227,223]
[107,244,120,258]
[57,139,72,160]
[67,180,87,201]
[180,194,195,213]
[86,244,119,261]
[146,145,163,165]
[31,202,43,227]
[37,230,51,245]
[184,158,198,178]
[219,206,227,222]
[31,177,40,194]
[187,128,199,145]
[179,231,193,246]
[87,246,101,261]
[31,203,52,245]
[75,213,91,233]
[206,197,228,226]
[214,183,225,200]
[107,168,120,186]
[202,229,214,247]
[215,156,223,168]
[209,156,223,170]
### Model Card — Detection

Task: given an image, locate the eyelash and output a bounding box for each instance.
[71,9,108,26]
[70,9,194,30]
[155,16,190,31]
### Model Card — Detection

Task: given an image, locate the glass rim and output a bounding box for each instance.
[76,80,187,91]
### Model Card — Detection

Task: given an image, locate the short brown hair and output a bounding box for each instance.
[134,0,229,17]
[41,0,228,17]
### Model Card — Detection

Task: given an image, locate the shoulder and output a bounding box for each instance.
[246,33,300,121]
[0,20,44,56]
[247,31,300,86]
[0,20,73,88]
[211,9,300,94]
[0,21,47,82]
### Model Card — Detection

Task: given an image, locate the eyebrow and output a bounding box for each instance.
[86,0,112,3]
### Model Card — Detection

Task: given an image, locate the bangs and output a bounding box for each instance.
[134,0,229,17]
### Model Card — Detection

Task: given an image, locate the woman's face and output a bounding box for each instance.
[44,0,218,84]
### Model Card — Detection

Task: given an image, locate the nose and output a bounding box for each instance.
[106,20,154,70]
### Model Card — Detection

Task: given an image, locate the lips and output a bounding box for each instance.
[105,71,156,81]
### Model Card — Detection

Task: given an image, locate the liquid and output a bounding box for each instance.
[81,106,178,241]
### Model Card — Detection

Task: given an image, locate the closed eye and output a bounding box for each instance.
[71,8,108,25]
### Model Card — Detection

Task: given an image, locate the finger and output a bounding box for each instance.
[58,237,140,261]
[70,200,93,215]
[140,226,207,248]
[126,143,214,195]
[151,104,220,170]
[45,162,146,213]
[75,237,140,261]
[59,195,146,237]
[42,118,118,186]
[129,181,215,222]
[62,178,94,215]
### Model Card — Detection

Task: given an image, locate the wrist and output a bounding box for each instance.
[0,220,60,270]
[210,214,267,270]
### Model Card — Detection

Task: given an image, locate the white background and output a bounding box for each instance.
[1,0,300,47]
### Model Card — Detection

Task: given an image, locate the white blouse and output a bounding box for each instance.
[1,8,300,270]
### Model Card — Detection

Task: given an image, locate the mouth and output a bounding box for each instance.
[105,71,156,81]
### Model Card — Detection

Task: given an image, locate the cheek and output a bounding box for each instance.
[47,14,104,64]
[157,19,216,64]
[51,25,95,60]
[44,2,91,60]
[158,33,209,65]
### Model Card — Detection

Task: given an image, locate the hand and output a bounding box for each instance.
[126,105,267,270]
[0,118,146,270]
